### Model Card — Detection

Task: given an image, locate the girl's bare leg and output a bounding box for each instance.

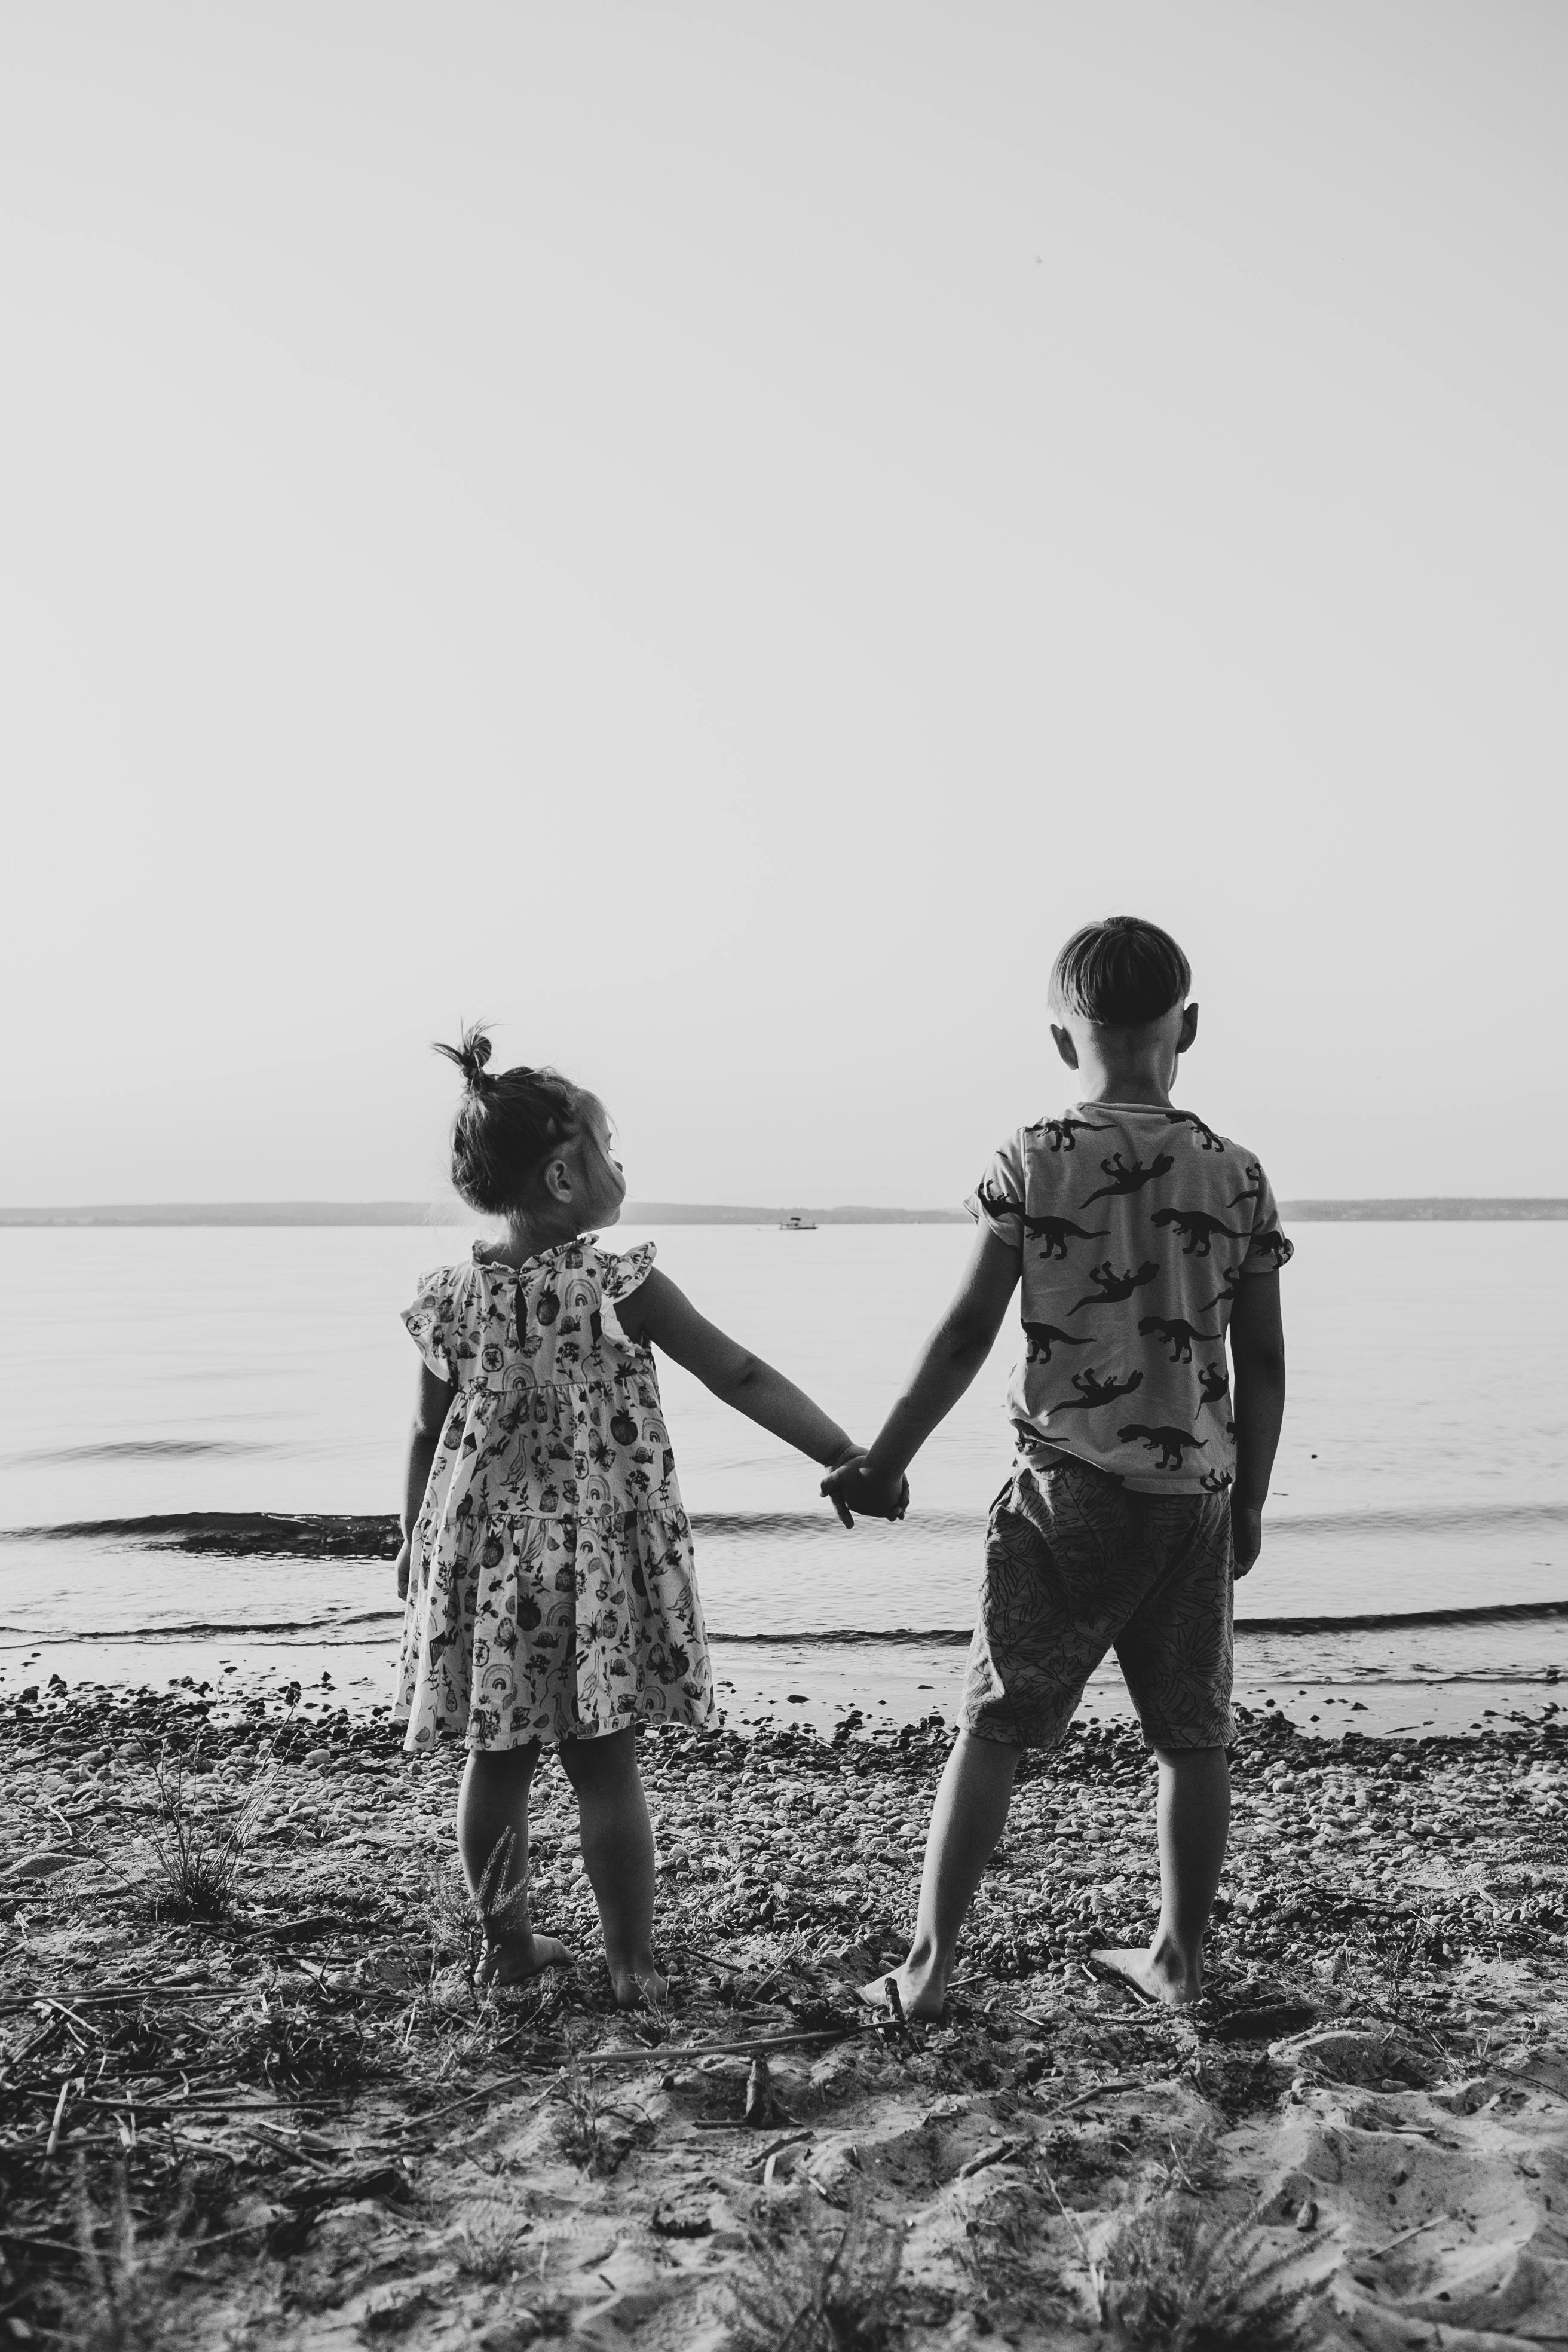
[558,1728,663,2008]
[457,1744,573,1984]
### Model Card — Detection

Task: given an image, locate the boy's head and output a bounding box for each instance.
[1048,916,1197,1082]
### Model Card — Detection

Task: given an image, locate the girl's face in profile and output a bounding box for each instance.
[572,1095,627,1230]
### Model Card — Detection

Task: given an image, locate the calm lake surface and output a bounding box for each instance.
[2,1223,1564,1679]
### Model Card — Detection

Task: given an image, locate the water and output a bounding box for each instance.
[1,1222,1564,1728]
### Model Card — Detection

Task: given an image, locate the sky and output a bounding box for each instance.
[1,2,1564,1209]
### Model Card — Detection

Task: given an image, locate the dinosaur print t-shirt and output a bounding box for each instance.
[969,1104,1292,1495]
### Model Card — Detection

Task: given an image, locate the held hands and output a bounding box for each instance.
[821,1447,911,1529]
[394,1538,412,1602]
[1231,1496,1263,1578]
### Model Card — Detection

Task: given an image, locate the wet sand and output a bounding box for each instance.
[4,1682,1567,2347]
[6,1614,1564,1745]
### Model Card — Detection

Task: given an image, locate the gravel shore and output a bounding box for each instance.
[4,1682,1566,2347]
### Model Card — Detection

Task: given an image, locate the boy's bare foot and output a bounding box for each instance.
[1091,1941,1202,2008]
[610,1962,672,2011]
[859,1962,945,2023]
[478,1931,574,1990]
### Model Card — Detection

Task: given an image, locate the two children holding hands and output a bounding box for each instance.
[393,917,1288,2014]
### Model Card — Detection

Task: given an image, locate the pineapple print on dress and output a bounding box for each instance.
[394,1238,713,1751]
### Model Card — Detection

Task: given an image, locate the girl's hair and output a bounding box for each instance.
[433,1024,583,1216]
[1048,916,1191,1027]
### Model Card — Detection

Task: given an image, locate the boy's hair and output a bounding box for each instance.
[433,1023,583,1216]
[1049,916,1191,1027]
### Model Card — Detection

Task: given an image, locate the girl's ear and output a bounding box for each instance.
[541,1156,574,1204]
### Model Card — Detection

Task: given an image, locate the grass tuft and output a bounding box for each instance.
[728,2184,904,2352]
[67,2161,196,2352]
[424,1830,531,1999]
[552,2059,615,2174]
[1092,2190,1322,2350]
[453,2195,532,2283]
[135,1725,281,1921]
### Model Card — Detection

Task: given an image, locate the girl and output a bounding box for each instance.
[392,1026,899,2007]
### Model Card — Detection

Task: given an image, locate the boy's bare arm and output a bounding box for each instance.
[396,1362,457,1598]
[1227,1272,1285,1576]
[823,1227,1020,1521]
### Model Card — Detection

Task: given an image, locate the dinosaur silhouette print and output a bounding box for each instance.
[1149,1206,1248,1258]
[1137,1314,1218,1364]
[1200,1466,1235,1493]
[1037,1115,1115,1153]
[1227,1162,1264,1210]
[974,1180,1022,1224]
[1117,1423,1209,1471]
[1069,1261,1160,1315]
[1196,1361,1230,1405]
[1022,1322,1093,1365]
[1166,1111,1225,1152]
[1197,1261,1247,1315]
[1021,1212,1111,1258]
[1248,1230,1293,1271]
[976,1193,1112,1260]
[1079,1151,1175,1208]
[1053,1367,1144,1413]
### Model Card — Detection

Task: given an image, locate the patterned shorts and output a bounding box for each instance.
[963,1459,1235,1752]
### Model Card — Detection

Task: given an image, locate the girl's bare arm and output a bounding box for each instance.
[618,1270,873,1490]
[396,1362,457,1598]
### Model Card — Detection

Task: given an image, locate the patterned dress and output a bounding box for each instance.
[393,1239,713,1751]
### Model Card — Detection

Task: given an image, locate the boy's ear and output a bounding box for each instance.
[1176,1002,1199,1056]
[1049,1022,1079,1071]
[541,1156,574,1204]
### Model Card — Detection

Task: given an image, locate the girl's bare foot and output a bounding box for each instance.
[859,1962,945,2023]
[1091,1940,1202,2007]
[477,1931,574,1990]
[610,1962,671,2011]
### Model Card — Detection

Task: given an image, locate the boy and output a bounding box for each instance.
[823,915,1289,2013]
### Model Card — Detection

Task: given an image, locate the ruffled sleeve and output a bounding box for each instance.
[401,1263,479,1383]
[1241,1163,1294,1276]
[966,1134,1027,1254]
[596,1241,657,1307]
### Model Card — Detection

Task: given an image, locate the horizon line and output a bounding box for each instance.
[2,1195,1567,1227]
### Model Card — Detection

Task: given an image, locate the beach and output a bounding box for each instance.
[5,1218,1567,2344]
[5,1680,1567,2348]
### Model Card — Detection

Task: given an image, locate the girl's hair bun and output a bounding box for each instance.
[433,1022,495,1092]
[431,1023,584,1215]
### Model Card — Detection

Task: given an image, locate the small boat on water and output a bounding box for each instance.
[779,1212,817,1231]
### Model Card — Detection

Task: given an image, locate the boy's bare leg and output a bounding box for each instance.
[558,1728,665,2009]
[862,1730,1020,2022]
[457,1744,574,1984]
[1093,1744,1229,2007]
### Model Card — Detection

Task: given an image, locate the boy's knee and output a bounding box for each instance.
[954,1727,1023,1776]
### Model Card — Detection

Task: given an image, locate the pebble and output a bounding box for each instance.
[1,1688,1564,1977]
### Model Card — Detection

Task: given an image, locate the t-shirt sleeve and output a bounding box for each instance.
[596,1241,658,1306]
[965,1135,1027,1252]
[1241,1163,1294,1275]
[401,1264,472,1382]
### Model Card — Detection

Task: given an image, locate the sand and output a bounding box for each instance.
[3,1683,1566,2348]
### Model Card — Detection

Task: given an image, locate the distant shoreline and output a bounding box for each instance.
[1,1198,1566,1227]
